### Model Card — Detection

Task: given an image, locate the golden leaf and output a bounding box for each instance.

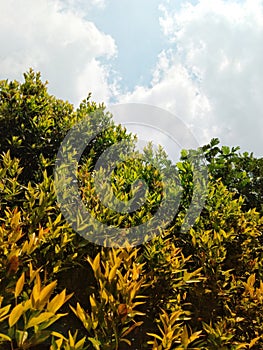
[15,272,25,298]
[9,303,24,327]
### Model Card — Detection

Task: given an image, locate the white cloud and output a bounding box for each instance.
[60,0,107,12]
[117,50,213,157]
[119,0,263,156]
[0,0,116,104]
[1,0,262,157]
[90,0,106,8]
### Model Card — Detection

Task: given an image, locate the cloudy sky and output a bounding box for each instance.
[0,0,262,158]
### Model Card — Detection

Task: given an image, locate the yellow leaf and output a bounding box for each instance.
[249,336,261,348]
[75,336,87,349]
[108,265,118,282]
[92,253,100,274]
[0,333,12,342]
[38,281,57,307]
[247,274,256,287]
[88,337,101,350]
[120,338,131,346]
[47,290,66,313]
[68,331,74,347]
[0,304,11,322]
[189,330,202,343]
[15,272,25,298]
[55,338,63,348]
[9,304,24,327]
[15,329,28,347]
[87,253,101,279]
[28,263,41,285]
[33,273,41,297]
[89,295,96,309]
[51,331,67,341]
[23,299,32,312]
[26,312,54,329]
[101,289,108,303]
[147,333,163,342]
[69,303,87,325]
[11,211,21,229]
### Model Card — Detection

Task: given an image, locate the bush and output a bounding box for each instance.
[0,70,262,349]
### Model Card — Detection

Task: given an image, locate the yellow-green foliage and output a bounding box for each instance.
[0,71,263,349]
[147,309,202,349]
[0,267,72,349]
[50,330,88,350]
[71,246,147,349]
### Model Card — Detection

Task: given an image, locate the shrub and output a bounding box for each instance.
[0,70,263,349]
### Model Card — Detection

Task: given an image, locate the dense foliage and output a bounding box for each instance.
[0,70,262,349]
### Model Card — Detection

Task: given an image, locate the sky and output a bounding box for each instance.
[0,0,262,159]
